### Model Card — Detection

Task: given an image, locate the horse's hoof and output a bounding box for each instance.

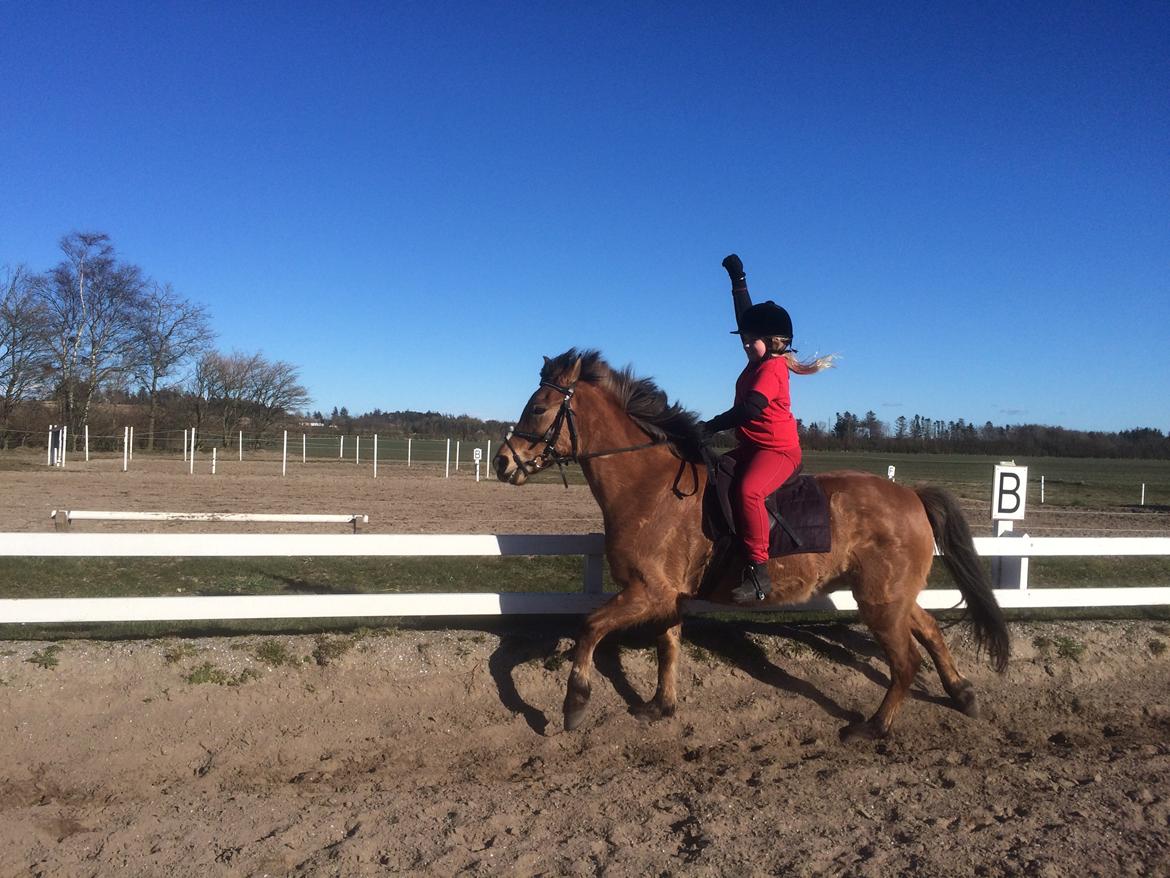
[564,706,587,732]
[952,681,980,718]
[839,721,888,743]
[631,700,676,723]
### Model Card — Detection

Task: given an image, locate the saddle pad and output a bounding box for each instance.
[701,455,831,558]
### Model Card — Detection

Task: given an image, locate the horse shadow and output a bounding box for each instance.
[485,616,953,735]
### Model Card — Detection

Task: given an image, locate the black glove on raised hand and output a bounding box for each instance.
[722,254,746,289]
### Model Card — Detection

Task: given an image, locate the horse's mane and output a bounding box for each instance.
[541,349,706,463]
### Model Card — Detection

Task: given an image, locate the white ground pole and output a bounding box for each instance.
[407,438,412,467]
[84,424,89,462]
[282,430,288,477]
[445,438,451,478]
[1041,476,1045,504]
[1142,484,1146,506]
[212,447,217,475]
[129,426,133,461]
[183,427,188,462]
[456,440,460,471]
[339,436,344,459]
[486,440,491,470]
[302,434,307,464]
[239,430,243,462]
[189,429,196,476]
[373,434,378,479]
[122,427,129,472]
[355,435,360,465]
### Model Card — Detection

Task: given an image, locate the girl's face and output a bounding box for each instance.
[741,334,767,362]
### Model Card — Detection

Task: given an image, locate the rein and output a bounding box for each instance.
[503,379,663,488]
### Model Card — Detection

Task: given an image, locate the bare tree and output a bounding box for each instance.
[0,266,52,447]
[129,283,215,449]
[37,232,146,437]
[195,351,309,446]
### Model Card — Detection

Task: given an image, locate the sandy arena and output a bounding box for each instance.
[1,454,1169,875]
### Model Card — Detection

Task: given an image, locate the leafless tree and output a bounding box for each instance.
[0,266,52,447]
[129,283,215,448]
[37,232,146,437]
[194,350,309,446]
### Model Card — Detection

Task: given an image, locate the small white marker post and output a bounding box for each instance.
[445,438,451,478]
[189,429,196,476]
[991,462,1029,589]
[407,437,412,467]
[239,430,243,462]
[183,428,188,462]
[456,440,461,472]
[302,434,307,464]
[339,436,344,460]
[212,447,217,475]
[59,425,67,467]
[1041,475,1045,504]
[474,447,483,482]
[1141,483,1146,506]
[355,435,360,465]
[486,440,491,468]
[887,465,895,481]
[373,434,378,479]
[282,430,288,477]
[122,427,129,472]
[46,425,53,466]
[129,426,133,461]
[84,424,89,462]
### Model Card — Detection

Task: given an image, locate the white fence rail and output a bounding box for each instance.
[0,533,1168,625]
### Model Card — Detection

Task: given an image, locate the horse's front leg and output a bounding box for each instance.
[631,621,683,722]
[564,584,671,731]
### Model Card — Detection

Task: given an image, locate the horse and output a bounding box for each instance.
[494,349,1010,741]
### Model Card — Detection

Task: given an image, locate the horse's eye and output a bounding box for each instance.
[532,406,547,415]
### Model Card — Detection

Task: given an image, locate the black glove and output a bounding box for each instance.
[722,254,745,287]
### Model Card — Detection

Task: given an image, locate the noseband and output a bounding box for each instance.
[503,379,663,488]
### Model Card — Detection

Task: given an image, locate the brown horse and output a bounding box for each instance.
[494,349,1010,741]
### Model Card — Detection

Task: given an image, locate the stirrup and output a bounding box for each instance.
[732,563,771,604]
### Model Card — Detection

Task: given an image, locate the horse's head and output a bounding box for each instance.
[494,355,583,485]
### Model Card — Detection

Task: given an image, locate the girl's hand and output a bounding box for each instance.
[722,254,744,282]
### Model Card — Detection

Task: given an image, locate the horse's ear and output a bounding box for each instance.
[564,356,582,386]
[543,356,551,367]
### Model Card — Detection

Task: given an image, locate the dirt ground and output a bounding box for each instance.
[2,452,1170,876]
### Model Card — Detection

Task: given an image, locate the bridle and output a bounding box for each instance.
[502,379,663,488]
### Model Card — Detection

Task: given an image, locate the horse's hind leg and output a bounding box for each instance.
[844,599,922,742]
[632,621,682,722]
[910,604,979,718]
[564,584,672,732]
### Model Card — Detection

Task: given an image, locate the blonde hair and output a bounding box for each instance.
[767,337,837,375]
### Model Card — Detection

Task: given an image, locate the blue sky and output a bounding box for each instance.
[2,1,1167,433]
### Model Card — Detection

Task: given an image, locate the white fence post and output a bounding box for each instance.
[189,429,196,475]
[183,428,188,462]
[282,430,288,477]
[445,439,451,478]
[122,427,129,472]
[60,425,67,467]
[407,438,412,467]
[129,426,133,461]
[456,440,461,472]
[355,435,360,465]
[84,424,89,462]
[340,436,344,460]
[302,433,307,464]
[212,447,217,475]
[374,435,378,479]
[239,430,243,462]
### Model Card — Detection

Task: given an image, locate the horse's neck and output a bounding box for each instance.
[574,388,701,522]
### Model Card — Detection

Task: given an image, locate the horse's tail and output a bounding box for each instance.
[915,486,1011,672]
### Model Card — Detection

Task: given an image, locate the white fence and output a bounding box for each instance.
[0,533,1168,625]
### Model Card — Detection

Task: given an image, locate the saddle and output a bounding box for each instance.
[700,449,832,558]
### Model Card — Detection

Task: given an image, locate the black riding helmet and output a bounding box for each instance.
[732,300,793,342]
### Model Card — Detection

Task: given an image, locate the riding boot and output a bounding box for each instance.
[732,561,772,604]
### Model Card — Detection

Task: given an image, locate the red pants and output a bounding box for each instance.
[728,444,801,564]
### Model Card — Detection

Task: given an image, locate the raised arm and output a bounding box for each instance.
[722,253,754,325]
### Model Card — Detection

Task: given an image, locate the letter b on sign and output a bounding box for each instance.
[992,465,1028,521]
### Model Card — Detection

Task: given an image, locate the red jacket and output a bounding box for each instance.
[734,356,800,452]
